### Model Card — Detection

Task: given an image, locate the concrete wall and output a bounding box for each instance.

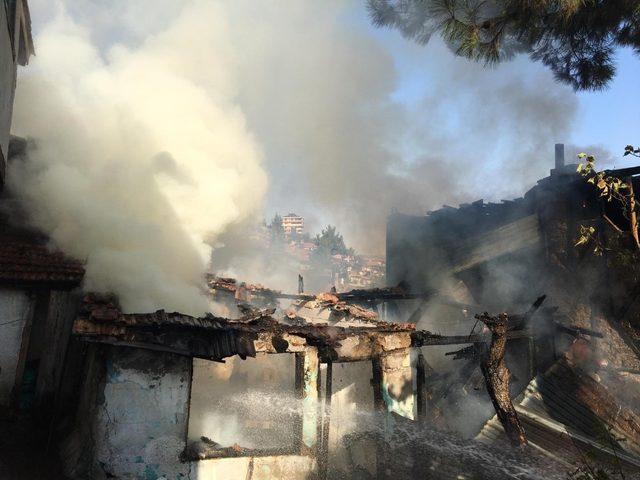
[92,347,192,480]
[0,287,33,406]
[191,456,315,480]
[0,2,17,182]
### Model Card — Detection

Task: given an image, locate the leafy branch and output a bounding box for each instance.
[575,147,640,254]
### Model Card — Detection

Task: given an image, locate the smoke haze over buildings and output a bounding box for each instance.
[8,0,603,311]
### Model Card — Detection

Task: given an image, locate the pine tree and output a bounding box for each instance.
[368,0,640,90]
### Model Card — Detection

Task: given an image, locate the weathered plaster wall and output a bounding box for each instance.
[191,456,316,480]
[93,346,192,480]
[0,288,33,406]
[0,3,17,181]
[380,349,414,419]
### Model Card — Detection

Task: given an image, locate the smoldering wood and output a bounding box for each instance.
[554,322,603,338]
[476,312,528,448]
[412,329,532,347]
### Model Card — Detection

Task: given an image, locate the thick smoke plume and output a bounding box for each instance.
[9,1,267,314]
[9,0,585,311]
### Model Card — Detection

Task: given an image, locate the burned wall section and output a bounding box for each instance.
[62,345,192,480]
[387,167,640,439]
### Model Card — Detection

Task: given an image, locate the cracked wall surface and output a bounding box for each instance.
[93,346,191,480]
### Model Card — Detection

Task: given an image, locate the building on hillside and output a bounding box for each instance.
[282,213,304,235]
[1,0,34,186]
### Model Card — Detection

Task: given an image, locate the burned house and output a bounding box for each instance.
[0,4,638,472]
[61,294,416,479]
[386,144,640,472]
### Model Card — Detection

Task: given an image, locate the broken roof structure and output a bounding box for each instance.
[74,293,415,363]
[478,352,640,472]
[0,234,84,286]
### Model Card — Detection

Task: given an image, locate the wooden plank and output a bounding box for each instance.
[451,214,541,273]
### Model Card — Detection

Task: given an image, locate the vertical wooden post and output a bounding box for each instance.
[477,313,527,448]
[416,352,428,420]
[318,361,332,480]
[527,336,537,380]
[10,292,36,410]
[371,358,385,480]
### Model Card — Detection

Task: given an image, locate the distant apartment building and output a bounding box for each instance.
[282,213,304,235]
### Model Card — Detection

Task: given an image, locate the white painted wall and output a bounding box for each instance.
[93,347,192,479]
[0,288,33,406]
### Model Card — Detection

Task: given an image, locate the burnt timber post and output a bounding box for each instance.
[416,353,428,420]
[477,313,528,448]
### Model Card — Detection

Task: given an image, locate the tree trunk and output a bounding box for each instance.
[477,312,528,448]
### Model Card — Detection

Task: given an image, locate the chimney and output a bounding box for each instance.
[555,143,565,170]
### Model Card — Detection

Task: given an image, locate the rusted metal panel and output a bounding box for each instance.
[477,356,640,469]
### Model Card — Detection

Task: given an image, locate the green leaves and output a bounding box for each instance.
[624,145,640,157]
[577,152,630,205]
[575,225,595,246]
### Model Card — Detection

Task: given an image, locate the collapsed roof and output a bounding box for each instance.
[73,293,415,363]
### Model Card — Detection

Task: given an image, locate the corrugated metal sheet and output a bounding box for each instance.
[477,357,640,470]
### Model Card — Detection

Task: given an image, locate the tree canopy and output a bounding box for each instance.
[269,213,285,245]
[312,225,356,260]
[368,0,640,90]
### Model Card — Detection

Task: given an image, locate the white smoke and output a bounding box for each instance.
[9,1,267,314]
[9,0,583,311]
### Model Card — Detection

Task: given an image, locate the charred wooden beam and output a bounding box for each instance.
[604,165,640,178]
[445,344,479,360]
[412,329,532,347]
[476,312,528,448]
[554,322,603,338]
[416,353,428,420]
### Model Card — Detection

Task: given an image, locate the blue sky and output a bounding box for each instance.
[351,5,640,170]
